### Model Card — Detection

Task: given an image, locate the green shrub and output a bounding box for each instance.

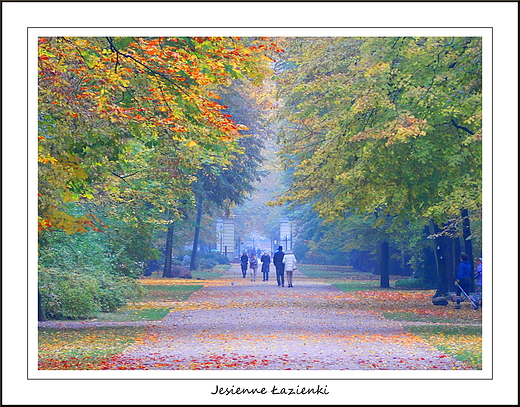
[39,267,144,320]
[199,252,230,265]
[39,268,100,320]
[198,258,218,270]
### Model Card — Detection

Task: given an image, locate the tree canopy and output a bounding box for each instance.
[38,36,282,235]
[273,37,482,227]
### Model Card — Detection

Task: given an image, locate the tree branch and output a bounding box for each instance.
[105,37,191,98]
[110,171,139,181]
[451,119,475,135]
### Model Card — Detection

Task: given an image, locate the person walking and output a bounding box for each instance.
[249,253,258,282]
[273,246,285,287]
[261,251,271,281]
[282,249,297,288]
[455,253,472,309]
[474,257,482,304]
[240,251,248,278]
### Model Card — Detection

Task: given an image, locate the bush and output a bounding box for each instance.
[182,252,230,270]
[199,252,230,265]
[198,258,218,270]
[39,267,144,320]
[39,268,100,320]
[94,274,143,312]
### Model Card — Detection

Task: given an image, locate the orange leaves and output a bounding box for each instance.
[38,218,53,231]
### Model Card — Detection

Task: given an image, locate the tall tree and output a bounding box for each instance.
[38,37,280,313]
[271,37,481,290]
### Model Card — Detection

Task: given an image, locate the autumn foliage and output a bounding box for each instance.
[38,36,280,233]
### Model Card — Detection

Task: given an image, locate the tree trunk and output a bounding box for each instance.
[190,196,203,271]
[162,220,174,278]
[429,220,451,293]
[379,241,390,288]
[38,289,46,321]
[461,208,475,291]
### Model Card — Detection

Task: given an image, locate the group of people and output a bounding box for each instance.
[240,246,297,287]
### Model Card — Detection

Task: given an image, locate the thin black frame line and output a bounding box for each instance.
[490,24,493,382]
[27,23,31,384]
[30,28,491,381]
[29,377,493,381]
[29,26,493,29]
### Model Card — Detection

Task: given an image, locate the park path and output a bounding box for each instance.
[100,264,470,370]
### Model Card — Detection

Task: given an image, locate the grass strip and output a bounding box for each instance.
[332,281,381,292]
[95,284,203,322]
[297,264,358,281]
[95,307,171,322]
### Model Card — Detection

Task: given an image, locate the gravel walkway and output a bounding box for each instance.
[93,264,470,370]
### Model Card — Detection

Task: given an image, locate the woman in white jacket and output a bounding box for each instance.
[282,249,297,288]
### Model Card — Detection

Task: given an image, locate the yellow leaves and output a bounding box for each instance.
[185,140,198,147]
[63,190,74,203]
[365,62,391,78]
[75,167,88,180]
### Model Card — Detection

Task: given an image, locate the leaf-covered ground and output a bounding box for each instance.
[38,264,481,370]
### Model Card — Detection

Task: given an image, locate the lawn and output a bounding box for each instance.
[407,325,482,369]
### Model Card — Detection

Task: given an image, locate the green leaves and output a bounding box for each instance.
[274,37,481,226]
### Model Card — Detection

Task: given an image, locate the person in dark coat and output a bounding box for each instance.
[261,251,271,281]
[455,253,472,309]
[273,246,285,287]
[240,251,248,278]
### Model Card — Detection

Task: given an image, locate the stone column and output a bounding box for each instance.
[279,218,292,251]
[222,218,235,260]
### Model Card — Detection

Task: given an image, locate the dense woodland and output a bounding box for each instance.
[38,36,482,320]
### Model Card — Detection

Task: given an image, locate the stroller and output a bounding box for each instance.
[455,281,479,310]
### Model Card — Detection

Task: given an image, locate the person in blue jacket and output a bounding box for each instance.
[455,253,472,309]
